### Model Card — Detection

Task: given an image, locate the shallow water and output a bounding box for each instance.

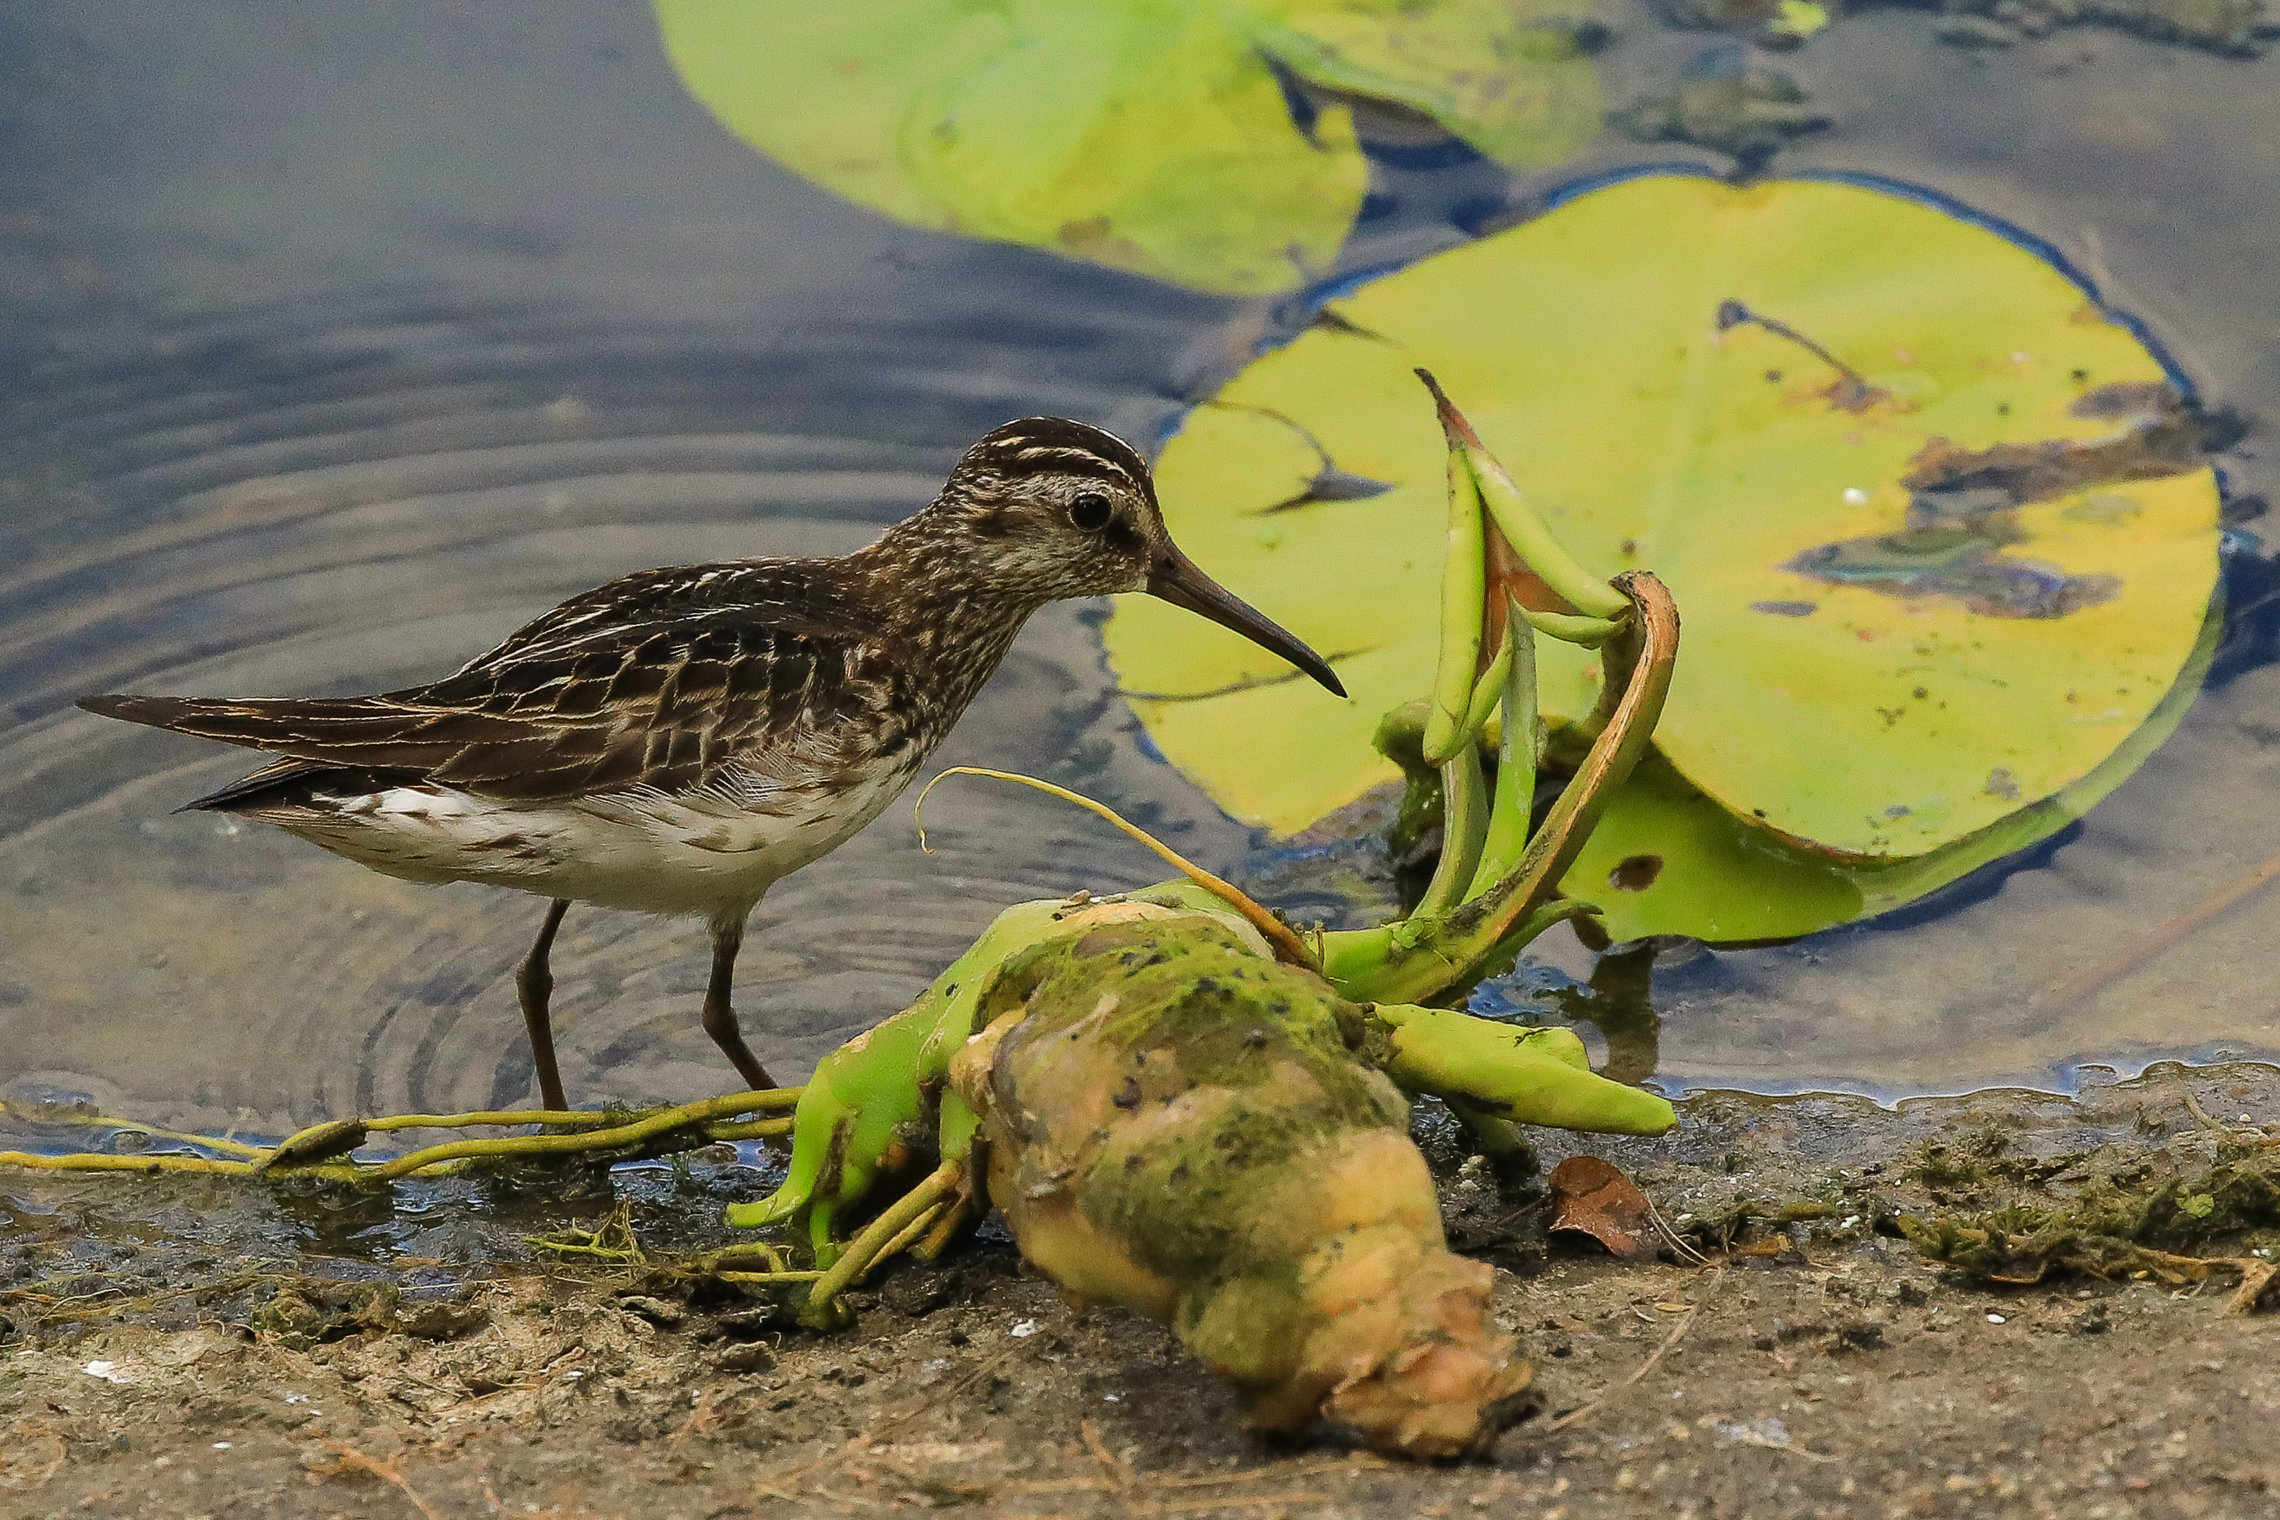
[2,1,2278,1141]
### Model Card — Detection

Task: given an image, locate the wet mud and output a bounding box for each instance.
[5,1064,2276,1518]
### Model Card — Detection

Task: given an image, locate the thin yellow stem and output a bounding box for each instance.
[803,1162,961,1318]
[916,766,1317,969]
[0,1150,364,1183]
[366,1095,750,1180]
[0,1103,269,1159]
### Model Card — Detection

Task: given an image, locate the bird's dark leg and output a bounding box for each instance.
[702,915,776,1093]
[517,899,572,1112]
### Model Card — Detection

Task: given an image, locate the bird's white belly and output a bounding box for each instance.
[276,767,917,919]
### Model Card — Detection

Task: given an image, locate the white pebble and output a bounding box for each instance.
[1986,1313,2007,1324]
[212,1441,232,1451]
[82,1360,127,1383]
[1010,1319,1040,1339]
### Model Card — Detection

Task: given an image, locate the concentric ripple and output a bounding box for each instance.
[6,0,2280,1147]
[0,302,1243,1135]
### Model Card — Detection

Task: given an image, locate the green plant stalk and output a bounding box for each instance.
[1325,572,1676,1004]
[1416,369,1629,620]
[1422,434,1488,766]
[798,1159,963,1328]
[0,1101,271,1160]
[1462,638,1512,736]
[1368,1005,1673,1134]
[1518,607,1621,646]
[0,1150,367,1183]
[724,891,1242,1240]
[365,1098,794,1181]
[2,1087,802,1186]
[1414,743,1488,919]
[1469,606,1538,900]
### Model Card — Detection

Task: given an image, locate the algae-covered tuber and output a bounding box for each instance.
[948,901,1539,1457]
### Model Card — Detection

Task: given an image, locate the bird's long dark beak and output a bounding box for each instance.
[1146,543,1347,698]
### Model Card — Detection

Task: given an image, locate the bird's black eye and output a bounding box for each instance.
[1068,491,1114,532]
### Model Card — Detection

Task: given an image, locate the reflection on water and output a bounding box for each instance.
[3,2,2279,1142]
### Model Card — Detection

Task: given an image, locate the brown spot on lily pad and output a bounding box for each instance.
[1607,853,1663,892]
[1899,381,2205,506]
[1786,532,2120,619]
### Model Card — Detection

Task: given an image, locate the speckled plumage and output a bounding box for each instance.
[82,417,1343,1107]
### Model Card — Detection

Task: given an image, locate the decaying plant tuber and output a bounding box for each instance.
[948,899,1541,1457]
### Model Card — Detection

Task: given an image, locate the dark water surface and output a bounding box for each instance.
[3,2,2279,1142]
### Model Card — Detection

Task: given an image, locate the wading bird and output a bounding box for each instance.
[83,418,1345,1109]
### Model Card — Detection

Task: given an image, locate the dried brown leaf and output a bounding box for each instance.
[1548,1156,1659,1262]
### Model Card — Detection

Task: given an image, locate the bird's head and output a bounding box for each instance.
[924,416,1346,697]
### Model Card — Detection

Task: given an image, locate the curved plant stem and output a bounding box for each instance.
[0,1102,270,1159]
[1519,607,1622,645]
[0,1150,363,1182]
[800,1160,963,1325]
[1454,572,1678,944]
[916,766,1317,969]
[1328,572,1678,1004]
[2,1090,799,1185]
[365,1102,791,1181]
[1463,638,1513,736]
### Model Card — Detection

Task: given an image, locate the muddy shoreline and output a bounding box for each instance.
[5,1064,2275,1518]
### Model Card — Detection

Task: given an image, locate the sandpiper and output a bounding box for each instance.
[83,418,1345,1109]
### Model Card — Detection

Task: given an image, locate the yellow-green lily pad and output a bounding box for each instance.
[1106,174,2221,893]
[1563,596,2217,943]
[651,0,1599,295]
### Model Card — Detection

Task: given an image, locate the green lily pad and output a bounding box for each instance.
[651,0,1599,295]
[1563,596,2218,943]
[1106,174,2223,927]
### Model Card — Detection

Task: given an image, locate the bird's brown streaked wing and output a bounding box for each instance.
[441,559,869,679]
[81,614,890,804]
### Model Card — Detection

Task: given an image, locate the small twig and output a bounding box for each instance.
[1546,1271,1720,1433]
[2224,1259,2278,1317]
[664,1389,717,1462]
[1648,1198,1712,1266]
[2179,1090,2264,1139]
[1715,299,1884,412]
[1125,1493,1331,1517]
[314,1441,440,1520]
[2033,850,2280,1017]
[1079,1417,1130,1489]
[693,1240,792,1273]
